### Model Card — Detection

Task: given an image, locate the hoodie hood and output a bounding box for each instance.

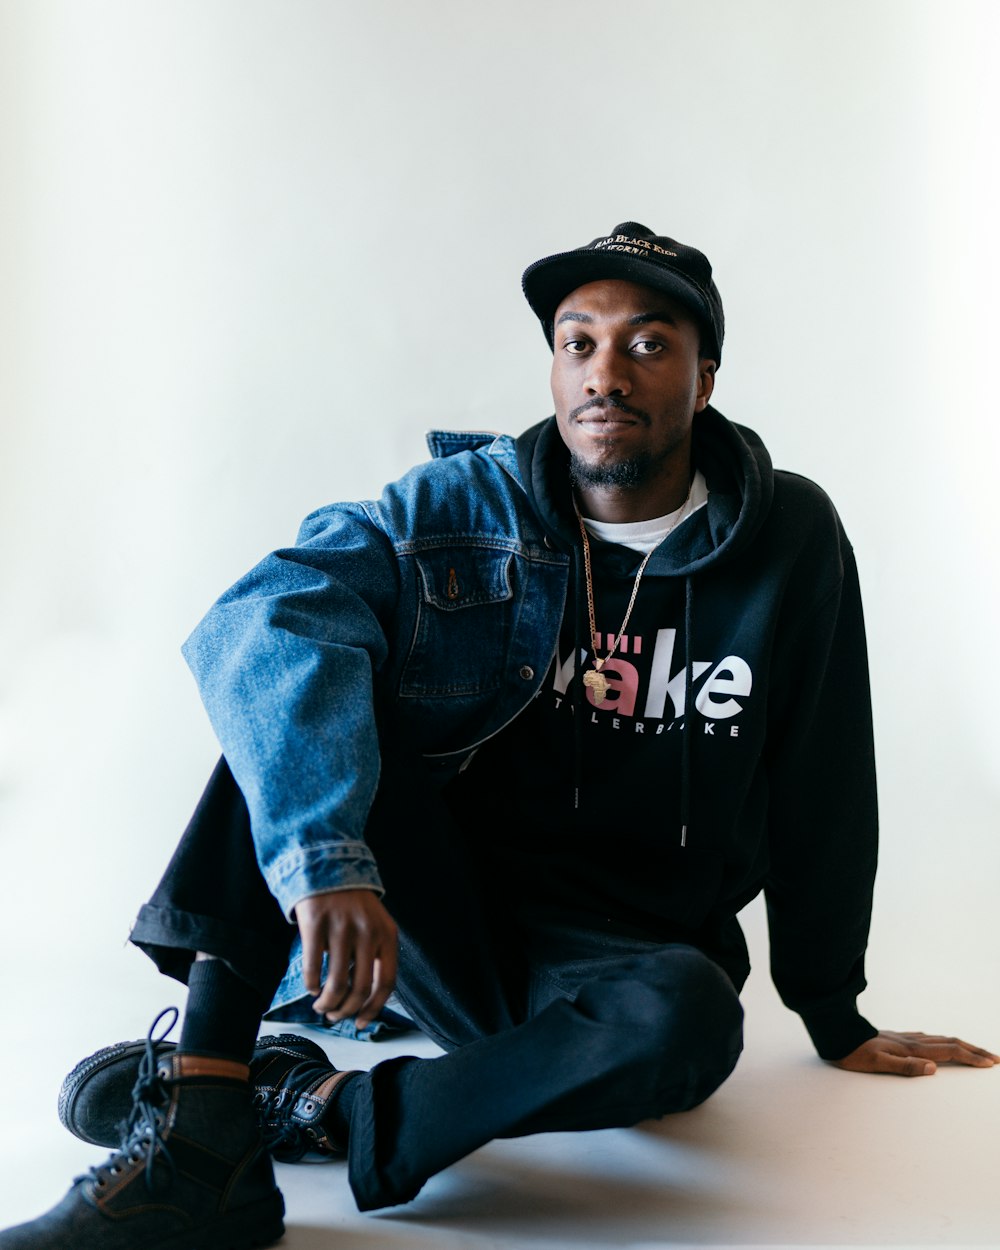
[514,405,774,575]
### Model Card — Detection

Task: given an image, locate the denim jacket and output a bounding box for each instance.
[183,429,569,926]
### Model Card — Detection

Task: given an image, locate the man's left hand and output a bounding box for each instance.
[832,1030,1000,1076]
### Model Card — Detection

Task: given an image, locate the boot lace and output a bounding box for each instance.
[252,1056,335,1162]
[80,1006,179,1194]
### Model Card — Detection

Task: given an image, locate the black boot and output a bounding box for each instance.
[1,1031,284,1249]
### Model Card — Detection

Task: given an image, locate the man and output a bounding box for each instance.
[3,222,995,1249]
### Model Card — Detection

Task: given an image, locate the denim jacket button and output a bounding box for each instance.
[519,665,534,680]
[543,536,554,549]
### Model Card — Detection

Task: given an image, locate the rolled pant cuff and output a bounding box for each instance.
[130,902,290,1001]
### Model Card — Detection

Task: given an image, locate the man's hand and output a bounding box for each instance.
[293,889,398,1029]
[832,1030,1000,1076]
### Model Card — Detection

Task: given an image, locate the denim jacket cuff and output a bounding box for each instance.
[265,841,384,921]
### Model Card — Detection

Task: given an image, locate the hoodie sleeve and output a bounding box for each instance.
[181,502,397,919]
[763,537,880,1061]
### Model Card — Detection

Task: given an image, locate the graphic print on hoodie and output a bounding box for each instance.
[457,530,765,940]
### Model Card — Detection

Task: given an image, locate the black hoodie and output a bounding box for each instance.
[453,406,879,1061]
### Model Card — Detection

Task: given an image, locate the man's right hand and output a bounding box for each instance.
[293,889,398,1029]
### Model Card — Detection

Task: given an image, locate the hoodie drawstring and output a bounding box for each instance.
[680,575,694,847]
[572,542,585,810]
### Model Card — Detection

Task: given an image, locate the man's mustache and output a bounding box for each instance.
[569,396,650,424]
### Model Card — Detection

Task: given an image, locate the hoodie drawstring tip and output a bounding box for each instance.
[680,824,687,848]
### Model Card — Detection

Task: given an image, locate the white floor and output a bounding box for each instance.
[1,897,998,1249]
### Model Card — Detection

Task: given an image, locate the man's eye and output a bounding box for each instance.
[633,341,663,355]
[563,340,589,354]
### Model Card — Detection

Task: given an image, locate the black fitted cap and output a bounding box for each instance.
[522,221,724,364]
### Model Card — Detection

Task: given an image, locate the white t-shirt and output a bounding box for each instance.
[581,470,708,554]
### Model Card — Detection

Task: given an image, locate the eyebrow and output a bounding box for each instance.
[554,310,679,327]
[628,310,678,327]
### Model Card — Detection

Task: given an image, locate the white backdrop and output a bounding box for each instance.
[1,0,997,1059]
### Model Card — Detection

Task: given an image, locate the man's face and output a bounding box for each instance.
[550,279,716,491]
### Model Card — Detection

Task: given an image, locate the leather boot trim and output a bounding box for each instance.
[309,1068,358,1104]
[165,1054,251,1082]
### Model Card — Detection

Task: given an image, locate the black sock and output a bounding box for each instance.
[178,956,266,1065]
[322,1072,361,1148]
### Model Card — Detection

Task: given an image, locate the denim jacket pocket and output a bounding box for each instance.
[399,546,515,697]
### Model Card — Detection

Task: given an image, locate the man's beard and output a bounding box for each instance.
[569,447,668,492]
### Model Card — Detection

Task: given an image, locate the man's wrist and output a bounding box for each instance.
[266,842,384,921]
[290,883,383,920]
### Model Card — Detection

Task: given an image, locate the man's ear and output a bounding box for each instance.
[695,360,717,412]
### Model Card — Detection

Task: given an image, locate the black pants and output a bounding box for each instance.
[130,757,744,1211]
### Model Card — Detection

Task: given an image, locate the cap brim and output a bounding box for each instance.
[522,251,717,357]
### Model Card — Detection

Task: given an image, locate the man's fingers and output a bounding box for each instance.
[355,955,397,1029]
[380,931,399,995]
[324,936,376,1021]
[314,922,353,1015]
[883,1032,1000,1067]
[930,1036,998,1063]
[356,938,400,1029]
[299,919,325,997]
[874,1051,936,1077]
[912,1040,997,1067]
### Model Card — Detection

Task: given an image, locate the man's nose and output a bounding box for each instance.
[584,348,631,398]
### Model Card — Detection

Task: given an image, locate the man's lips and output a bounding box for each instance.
[572,409,646,434]
[569,399,649,425]
[577,411,636,423]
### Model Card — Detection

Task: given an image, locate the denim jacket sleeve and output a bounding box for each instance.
[181,503,397,919]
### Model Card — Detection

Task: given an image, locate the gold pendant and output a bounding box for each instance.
[583,668,608,704]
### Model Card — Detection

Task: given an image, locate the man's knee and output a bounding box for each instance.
[572,945,744,1113]
[643,945,744,1056]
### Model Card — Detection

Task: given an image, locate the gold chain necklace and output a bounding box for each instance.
[574,484,693,705]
